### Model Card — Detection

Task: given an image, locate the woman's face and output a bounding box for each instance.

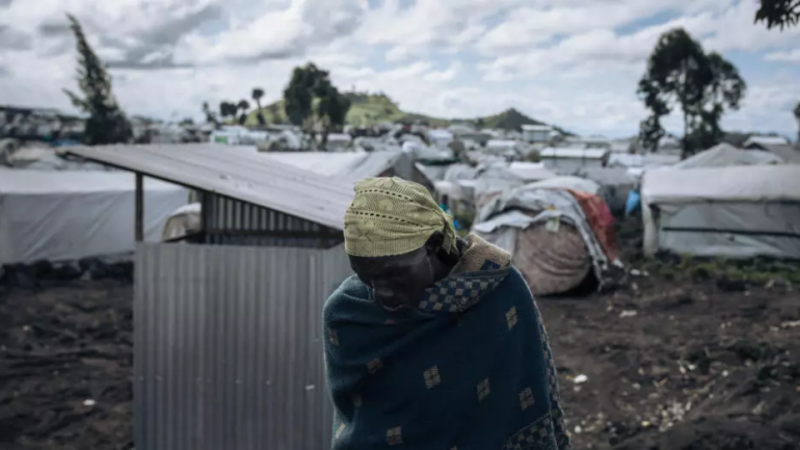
[349,245,437,311]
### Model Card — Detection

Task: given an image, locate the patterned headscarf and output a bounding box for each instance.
[344,177,458,258]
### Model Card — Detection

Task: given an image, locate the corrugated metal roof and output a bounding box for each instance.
[262,150,402,182]
[66,144,354,230]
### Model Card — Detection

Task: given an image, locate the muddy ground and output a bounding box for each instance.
[1,241,799,449]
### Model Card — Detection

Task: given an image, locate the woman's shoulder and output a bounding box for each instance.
[323,275,369,319]
[499,266,534,298]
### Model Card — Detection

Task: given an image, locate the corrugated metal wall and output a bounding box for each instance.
[134,242,353,450]
[202,194,344,248]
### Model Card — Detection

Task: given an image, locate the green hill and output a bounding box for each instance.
[244,93,570,133]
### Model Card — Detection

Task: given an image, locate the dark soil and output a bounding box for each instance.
[0,281,133,450]
[1,225,798,449]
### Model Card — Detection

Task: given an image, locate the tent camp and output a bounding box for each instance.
[641,165,800,259]
[0,169,188,264]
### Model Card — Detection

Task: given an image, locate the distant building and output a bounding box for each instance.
[539,147,608,175]
[521,124,552,144]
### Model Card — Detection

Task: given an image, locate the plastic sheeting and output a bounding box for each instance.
[641,165,800,258]
[526,176,600,194]
[0,169,188,264]
[671,143,784,169]
[474,186,616,291]
[642,165,800,205]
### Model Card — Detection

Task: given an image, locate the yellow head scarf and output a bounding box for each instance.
[344,177,458,258]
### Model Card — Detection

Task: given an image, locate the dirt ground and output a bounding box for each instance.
[0,280,133,450]
[1,240,799,449]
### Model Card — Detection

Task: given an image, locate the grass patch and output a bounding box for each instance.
[638,254,800,287]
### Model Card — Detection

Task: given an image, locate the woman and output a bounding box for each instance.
[324,177,570,450]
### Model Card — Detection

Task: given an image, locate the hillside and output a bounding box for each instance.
[244,93,569,133]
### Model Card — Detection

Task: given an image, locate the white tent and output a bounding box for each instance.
[0,169,188,264]
[641,165,800,259]
[526,176,600,195]
[671,143,784,169]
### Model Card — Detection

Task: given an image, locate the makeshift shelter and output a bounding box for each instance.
[641,165,800,259]
[507,162,557,183]
[0,168,187,264]
[672,143,784,169]
[161,202,201,241]
[527,176,600,195]
[65,144,356,450]
[473,185,620,296]
[577,168,636,214]
[539,147,608,175]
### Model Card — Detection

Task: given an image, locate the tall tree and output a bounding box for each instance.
[219,101,236,124]
[252,88,266,125]
[236,100,250,125]
[794,101,800,144]
[638,28,745,158]
[63,14,132,145]
[283,63,351,150]
[755,0,800,30]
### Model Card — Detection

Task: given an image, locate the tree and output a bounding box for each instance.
[283,63,351,150]
[236,100,250,125]
[794,101,800,144]
[219,101,237,124]
[63,14,132,145]
[637,28,745,158]
[202,101,218,125]
[755,0,800,30]
[252,88,266,125]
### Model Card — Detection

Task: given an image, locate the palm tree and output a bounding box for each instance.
[202,101,218,125]
[252,88,265,125]
[237,99,250,125]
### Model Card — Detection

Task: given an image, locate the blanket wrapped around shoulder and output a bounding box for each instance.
[323,235,571,450]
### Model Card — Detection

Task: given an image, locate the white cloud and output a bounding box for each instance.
[765,49,800,62]
[0,0,798,138]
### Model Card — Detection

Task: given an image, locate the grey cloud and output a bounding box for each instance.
[38,22,71,38]
[231,1,366,63]
[0,0,12,8]
[93,3,222,70]
[0,25,32,50]
[0,65,8,77]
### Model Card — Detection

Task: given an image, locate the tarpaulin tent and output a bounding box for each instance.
[474,185,620,296]
[641,165,800,259]
[0,169,188,264]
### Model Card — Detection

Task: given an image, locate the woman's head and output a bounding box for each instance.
[343,177,459,310]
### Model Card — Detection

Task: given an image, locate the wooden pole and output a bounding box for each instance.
[135,172,144,242]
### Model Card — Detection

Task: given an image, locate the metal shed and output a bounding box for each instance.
[65,144,357,450]
[67,144,354,248]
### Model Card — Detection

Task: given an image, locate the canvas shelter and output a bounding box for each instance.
[577,168,636,214]
[672,143,784,169]
[539,147,608,175]
[473,184,620,296]
[641,165,800,259]
[0,168,187,264]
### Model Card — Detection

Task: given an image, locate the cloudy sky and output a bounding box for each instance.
[1,0,799,138]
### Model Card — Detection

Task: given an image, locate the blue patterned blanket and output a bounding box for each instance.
[323,235,570,450]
